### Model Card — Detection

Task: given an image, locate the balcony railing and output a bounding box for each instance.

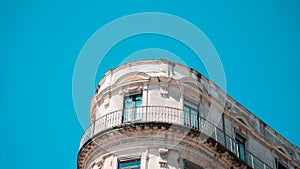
[79,106,273,169]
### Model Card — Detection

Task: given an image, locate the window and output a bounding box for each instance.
[123,93,142,123]
[275,158,288,169]
[235,133,246,162]
[183,159,204,169]
[118,158,141,169]
[183,99,199,129]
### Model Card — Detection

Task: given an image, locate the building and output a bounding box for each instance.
[77,59,300,169]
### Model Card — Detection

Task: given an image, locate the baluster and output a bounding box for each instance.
[233,139,236,155]
[162,107,164,122]
[106,114,109,128]
[119,110,122,125]
[112,113,114,126]
[161,107,163,122]
[153,107,155,121]
[153,106,155,121]
[163,107,165,122]
[108,113,110,128]
[175,109,177,124]
[102,116,104,131]
[251,155,254,168]
[151,107,153,121]
[110,113,112,127]
[161,107,163,121]
[139,107,142,121]
[159,107,161,121]
[149,107,152,121]
[166,107,168,122]
[155,107,158,122]
[215,127,217,141]
[98,118,100,131]
[113,112,115,126]
[169,108,171,123]
[105,115,108,130]
[107,114,109,128]
[109,113,111,127]
[153,106,156,121]
[175,109,178,124]
[111,113,112,127]
[101,116,104,130]
[112,112,115,127]
[230,138,233,152]
[159,106,161,122]
[112,112,114,127]
[175,110,181,124]
[142,107,145,122]
[151,107,154,121]
[172,108,175,123]
[168,107,170,122]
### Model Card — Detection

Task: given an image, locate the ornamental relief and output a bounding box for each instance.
[184,89,200,102]
[160,83,169,97]
[123,82,143,94]
[91,157,103,169]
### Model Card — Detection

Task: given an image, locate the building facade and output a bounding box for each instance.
[77,59,300,169]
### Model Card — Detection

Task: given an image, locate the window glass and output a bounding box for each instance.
[235,133,246,162]
[119,159,141,169]
[123,94,142,122]
[183,99,199,129]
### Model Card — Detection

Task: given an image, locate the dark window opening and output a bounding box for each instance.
[235,133,246,162]
[275,158,288,169]
[184,159,204,169]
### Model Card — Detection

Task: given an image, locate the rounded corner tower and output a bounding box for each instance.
[77,59,299,169]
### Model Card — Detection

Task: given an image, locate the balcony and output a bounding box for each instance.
[79,106,273,169]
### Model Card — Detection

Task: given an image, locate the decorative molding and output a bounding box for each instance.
[184,90,198,101]
[232,114,255,132]
[208,86,218,98]
[91,157,103,169]
[160,84,169,97]
[159,148,168,160]
[123,83,143,94]
[158,148,168,168]
[114,72,150,86]
[104,96,109,107]
[159,161,168,168]
[178,77,209,96]
[273,144,292,160]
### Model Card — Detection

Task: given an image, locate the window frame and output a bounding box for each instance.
[275,158,288,169]
[118,157,141,169]
[183,99,200,129]
[123,92,143,123]
[235,132,246,162]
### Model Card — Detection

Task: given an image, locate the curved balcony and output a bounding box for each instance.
[79,106,273,169]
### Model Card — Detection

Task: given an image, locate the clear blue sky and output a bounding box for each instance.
[1,1,299,169]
